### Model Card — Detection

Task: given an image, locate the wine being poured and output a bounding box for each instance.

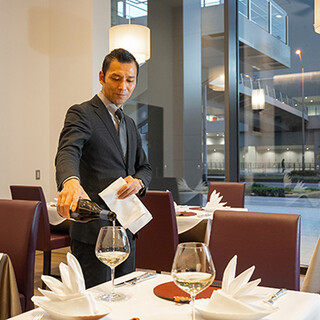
[67,199,117,223]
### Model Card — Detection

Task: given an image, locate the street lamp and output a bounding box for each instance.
[295,49,306,171]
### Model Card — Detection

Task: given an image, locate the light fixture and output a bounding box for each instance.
[315,0,320,34]
[252,88,265,110]
[209,74,225,91]
[109,2,150,65]
[208,66,225,91]
[109,24,150,65]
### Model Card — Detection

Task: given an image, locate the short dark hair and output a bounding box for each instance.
[102,48,139,78]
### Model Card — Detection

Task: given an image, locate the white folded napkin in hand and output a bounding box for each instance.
[204,190,230,212]
[32,253,100,315]
[99,177,152,234]
[205,255,276,317]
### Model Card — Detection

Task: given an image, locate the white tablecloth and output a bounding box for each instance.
[46,204,66,226]
[0,253,21,319]
[9,272,320,320]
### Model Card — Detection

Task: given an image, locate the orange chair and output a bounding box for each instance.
[0,199,41,311]
[10,185,71,287]
[208,182,245,208]
[136,191,179,272]
[208,210,301,290]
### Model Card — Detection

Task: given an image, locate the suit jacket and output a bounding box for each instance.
[55,94,152,245]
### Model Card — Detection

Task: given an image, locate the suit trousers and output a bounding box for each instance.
[71,234,136,289]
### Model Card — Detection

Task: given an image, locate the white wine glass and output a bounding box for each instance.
[171,242,215,320]
[95,226,130,301]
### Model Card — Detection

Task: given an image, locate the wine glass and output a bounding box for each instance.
[171,242,215,320]
[95,226,130,301]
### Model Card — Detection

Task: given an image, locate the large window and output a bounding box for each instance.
[111,0,320,266]
[240,0,320,265]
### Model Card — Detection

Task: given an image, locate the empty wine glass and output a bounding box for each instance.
[171,242,215,320]
[95,226,130,301]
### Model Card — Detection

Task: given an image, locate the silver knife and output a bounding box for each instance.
[114,272,156,287]
[267,288,287,304]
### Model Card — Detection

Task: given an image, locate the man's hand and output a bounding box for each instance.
[57,178,90,218]
[117,176,142,199]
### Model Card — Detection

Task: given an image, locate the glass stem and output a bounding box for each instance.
[191,294,196,320]
[111,267,115,297]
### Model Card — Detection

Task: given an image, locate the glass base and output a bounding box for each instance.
[98,292,126,302]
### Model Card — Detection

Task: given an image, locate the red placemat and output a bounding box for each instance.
[176,211,197,216]
[153,281,220,303]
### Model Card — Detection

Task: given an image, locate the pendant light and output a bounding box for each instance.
[252,89,265,110]
[109,2,150,65]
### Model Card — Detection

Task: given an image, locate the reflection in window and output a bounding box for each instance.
[201,0,223,7]
[271,2,287,43]
[238,0,248,17]
[250,0,269,31]
[117,0,148,19]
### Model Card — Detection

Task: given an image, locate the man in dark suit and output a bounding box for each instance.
[55,48,152,288]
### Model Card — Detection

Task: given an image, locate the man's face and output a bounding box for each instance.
[99,59,137,107]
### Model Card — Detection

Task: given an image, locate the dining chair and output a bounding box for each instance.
[0,199,41,312]
[208,210,301,291]
[136,191,179,272]
[208,182,245,208]
[10,185,71,288]
[301,236,320,293]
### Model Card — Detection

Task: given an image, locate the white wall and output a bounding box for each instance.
[0,0,109,200]
[0,0,50,198]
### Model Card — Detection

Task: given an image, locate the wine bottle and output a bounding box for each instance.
[70,199,116,223]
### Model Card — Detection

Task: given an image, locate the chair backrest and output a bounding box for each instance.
[208,182,245,208]
[10,185,51,250]
[209,210,301,291]
[136,191,179,272]
[0,199,41,311]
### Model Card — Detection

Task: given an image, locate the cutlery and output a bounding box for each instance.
[32,313,43,320]
[115,272,156,287]
[266,288,287,304]
[126,273,157,286]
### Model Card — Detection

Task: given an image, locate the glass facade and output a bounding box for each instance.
[240,0,320,265]
[111,0,320,266]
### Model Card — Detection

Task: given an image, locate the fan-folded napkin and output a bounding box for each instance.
[32,253,99,315]
[99,177,152,234]
[196,255,276,318]
[204,190,230,212]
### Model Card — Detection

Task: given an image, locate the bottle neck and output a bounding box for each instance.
[100,209,112,219]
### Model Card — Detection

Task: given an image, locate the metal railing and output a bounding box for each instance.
[207,161,316,173]
[239,74,305,114]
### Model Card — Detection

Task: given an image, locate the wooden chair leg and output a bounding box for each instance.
[42,251,51,289]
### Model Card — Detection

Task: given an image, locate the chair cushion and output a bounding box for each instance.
[49,233,71,250]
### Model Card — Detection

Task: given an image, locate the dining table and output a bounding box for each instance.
[47,202,248,244]
[0,253,22,319]
[176,206,248,244]
[8,271,320,320]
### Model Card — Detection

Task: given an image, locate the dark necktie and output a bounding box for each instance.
[115,108,127,159]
